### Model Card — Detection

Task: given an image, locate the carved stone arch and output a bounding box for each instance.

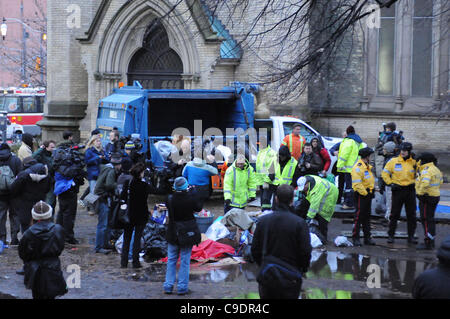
[97,0,200,95]
[128,20,184,89]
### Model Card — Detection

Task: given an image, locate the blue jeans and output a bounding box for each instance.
[89,180,97,194]
[164,243,192,293]
[95,200,110,251]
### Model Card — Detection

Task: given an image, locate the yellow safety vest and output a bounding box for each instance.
[274,157,297,186]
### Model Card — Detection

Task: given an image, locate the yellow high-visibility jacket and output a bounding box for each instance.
[255,146,277,186]
[274,157,298,186]
[223,160,257,208]
[416,162,443,197]
[337,138,363,173]
[351,159,375,196]
[381,156,416,186]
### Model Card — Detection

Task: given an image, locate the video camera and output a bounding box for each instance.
[70,144,85,151]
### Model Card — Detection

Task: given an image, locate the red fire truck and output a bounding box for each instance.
[0,87,45,138]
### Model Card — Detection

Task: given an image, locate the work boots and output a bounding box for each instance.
[417,239,435,250]
[364,238,376,246]
[352,238,362,247]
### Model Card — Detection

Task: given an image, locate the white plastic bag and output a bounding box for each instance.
[334,236,354,247]
[115,234,124,254]
[310,233,323,248]
[205,221,230,241]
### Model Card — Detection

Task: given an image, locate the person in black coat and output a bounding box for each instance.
[11,161,51,233]
[251,184,312,299]
[0,143,22,245]
[413,235,450,299]
[163,177,202,295]
[18,201,67,299]
[120,162,153,269]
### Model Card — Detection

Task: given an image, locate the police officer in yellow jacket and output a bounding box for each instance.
[415,152,443,250]
[381,142,417,244]
[351,147,376,246]
[223,154,257,213]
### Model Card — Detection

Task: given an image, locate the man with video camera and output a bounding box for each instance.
[53,131,87,245]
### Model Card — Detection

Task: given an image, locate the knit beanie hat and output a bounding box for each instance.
[125,141,135,150]
[31,201,53,220]
[174,176,189,191]
[383,141,396,154]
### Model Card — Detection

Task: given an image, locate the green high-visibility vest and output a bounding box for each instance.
[305,175,338,221]
[274,157,298,186]
[255,146,277,186]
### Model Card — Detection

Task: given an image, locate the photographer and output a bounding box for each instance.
[105,130,120,161]
[298,143,323,177]
[53,140,87,245]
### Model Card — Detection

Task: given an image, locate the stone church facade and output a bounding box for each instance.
[42,0,449,155]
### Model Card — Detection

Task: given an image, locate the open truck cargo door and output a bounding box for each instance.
[145,87,254,139]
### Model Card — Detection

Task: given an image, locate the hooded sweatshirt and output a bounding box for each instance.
[182,157,218,186]
[346,133,363,144]
[11,163,51,205]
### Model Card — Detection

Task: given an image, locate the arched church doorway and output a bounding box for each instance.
[128,20,184,89]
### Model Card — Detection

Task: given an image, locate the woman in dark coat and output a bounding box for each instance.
[19,201,67,299]
[11,160,51,233]
[163,177,202,295]
[120,162,152,268]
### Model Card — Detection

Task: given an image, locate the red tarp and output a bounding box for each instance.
[159,239,235,262]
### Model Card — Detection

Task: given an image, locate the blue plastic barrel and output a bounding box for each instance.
[195,214,215,233]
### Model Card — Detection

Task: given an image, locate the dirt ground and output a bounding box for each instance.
[0,186,449,299]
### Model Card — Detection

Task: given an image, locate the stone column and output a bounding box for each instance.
[38,0,94,143]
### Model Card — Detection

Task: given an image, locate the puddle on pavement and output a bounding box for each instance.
[130,250,437,299]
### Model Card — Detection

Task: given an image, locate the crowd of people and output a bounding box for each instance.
[0,121,447,299]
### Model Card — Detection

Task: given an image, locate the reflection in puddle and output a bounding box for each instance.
[133,251,437,299]
[306,251,437,295]
[300,289,410,299]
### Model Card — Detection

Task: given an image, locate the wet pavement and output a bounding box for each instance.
[0,187,449,299]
